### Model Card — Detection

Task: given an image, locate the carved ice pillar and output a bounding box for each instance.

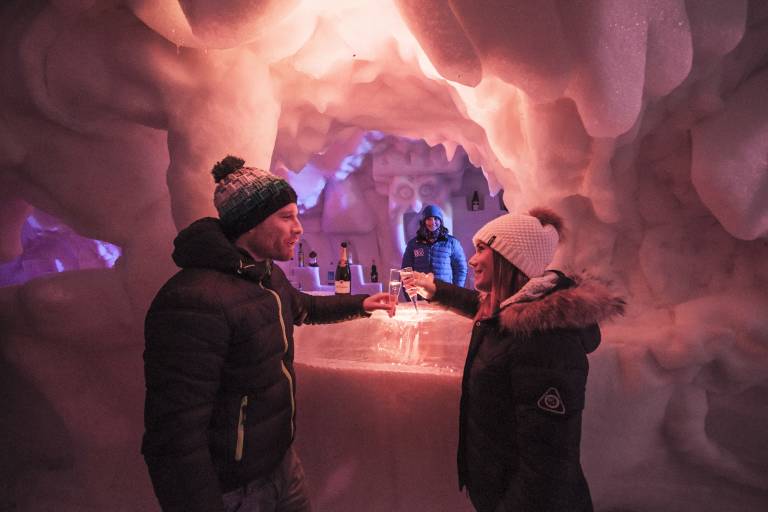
[371,139,466,265]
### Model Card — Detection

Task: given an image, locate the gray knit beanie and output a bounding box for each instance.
[472,208,563,278]
[212,156,297,239]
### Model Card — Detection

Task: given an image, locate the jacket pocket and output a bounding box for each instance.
[234,395,248,461]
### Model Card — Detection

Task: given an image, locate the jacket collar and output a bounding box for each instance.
[417,230,448,244]
[497,271,625,335]
[236,250,272,283]
[172,217,271,283]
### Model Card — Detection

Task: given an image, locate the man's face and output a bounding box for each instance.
[424,216,441,232]
[236,203,303,261]
[469,242,494,292]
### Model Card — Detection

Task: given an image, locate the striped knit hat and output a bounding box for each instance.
[212,155,297,239]
[472,208,563,278]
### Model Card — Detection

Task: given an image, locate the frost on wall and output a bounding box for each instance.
[0,1,767,510]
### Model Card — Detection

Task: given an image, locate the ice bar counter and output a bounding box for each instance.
[293,303,475,512]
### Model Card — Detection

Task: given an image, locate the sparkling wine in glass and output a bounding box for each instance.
[388,269,402,309]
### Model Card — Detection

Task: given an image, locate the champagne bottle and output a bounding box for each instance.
[335,243,351,295]
[308,251,318,267]
[471,191,481,211]
[297,242,305,267]
[370,259,378,283]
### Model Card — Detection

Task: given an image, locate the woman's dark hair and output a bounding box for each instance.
[475,251,529,321]
[416,220,449,242]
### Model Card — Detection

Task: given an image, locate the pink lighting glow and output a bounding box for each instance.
[1,1,767,511]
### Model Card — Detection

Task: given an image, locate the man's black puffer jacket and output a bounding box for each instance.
[431,272,624,512]
[142,218,370,511]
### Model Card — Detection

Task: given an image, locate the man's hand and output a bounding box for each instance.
[402,272,436,300]
[363,292,397,317]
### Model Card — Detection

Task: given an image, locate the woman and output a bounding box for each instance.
[402,204,468,286]
[404,208,624,512]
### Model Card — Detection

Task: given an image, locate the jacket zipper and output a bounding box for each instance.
[260,283,296,439]
[235,395,247,461]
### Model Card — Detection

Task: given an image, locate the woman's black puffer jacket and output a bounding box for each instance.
[431,272,624,512]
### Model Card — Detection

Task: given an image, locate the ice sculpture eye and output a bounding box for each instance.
[418,183,436,199]
[395,183,415,200]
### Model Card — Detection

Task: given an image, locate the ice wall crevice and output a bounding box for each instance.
[691,66,768,240]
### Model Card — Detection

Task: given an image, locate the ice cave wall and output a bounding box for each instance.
[1,1,767,510]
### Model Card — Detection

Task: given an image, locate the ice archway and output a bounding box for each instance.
[1,1,767,510]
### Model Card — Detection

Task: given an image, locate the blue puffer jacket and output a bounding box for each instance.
[402,233,468,286]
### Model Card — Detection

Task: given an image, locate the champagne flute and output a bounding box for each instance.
[400,266,419,312]
[388,269,403,310]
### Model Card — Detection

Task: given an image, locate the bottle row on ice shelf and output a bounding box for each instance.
[289,241,381,295]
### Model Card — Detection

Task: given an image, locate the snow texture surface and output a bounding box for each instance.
[1,1,767,510]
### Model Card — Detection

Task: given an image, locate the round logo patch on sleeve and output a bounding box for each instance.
[537,387,566,415]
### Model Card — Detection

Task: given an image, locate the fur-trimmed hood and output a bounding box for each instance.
[498,272,625,340]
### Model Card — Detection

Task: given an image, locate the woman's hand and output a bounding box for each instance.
[402,271,436,300]
[363,292,397,317]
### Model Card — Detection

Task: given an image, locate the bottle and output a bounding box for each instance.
[308,251,318,267]
[471,191,481,211]
[334,242,351,295]
[327,261,335,285]
[370,259,378,283]
[297,242,305,267]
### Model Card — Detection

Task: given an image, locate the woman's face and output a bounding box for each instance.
[424,216,441,232]
[469,242,494,292]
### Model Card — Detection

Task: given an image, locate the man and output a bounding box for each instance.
[142,155,393,512]
[402,204,468,287]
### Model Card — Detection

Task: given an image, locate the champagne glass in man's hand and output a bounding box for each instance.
[388,269,403,311]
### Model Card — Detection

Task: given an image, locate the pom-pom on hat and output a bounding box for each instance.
[472,208,564,278]
[212,155,297,239]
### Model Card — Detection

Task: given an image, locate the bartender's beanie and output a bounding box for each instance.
[421,204,445,223]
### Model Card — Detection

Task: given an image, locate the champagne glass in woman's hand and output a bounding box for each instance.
[402,271,436,300]
[400,267,419,312]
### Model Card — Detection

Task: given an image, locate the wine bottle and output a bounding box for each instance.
[335,243,351,295]
[370,259,378,283]
[471,191,481,211]
[308,251,318,267]
[297,242,305,267]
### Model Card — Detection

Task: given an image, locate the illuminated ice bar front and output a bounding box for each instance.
[296,303,472,373]
[293,303,474,512]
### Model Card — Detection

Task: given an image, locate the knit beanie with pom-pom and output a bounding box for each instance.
[212,155,297,239]
[472,208,564,278]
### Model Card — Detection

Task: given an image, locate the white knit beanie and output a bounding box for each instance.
[472,210,561,278]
